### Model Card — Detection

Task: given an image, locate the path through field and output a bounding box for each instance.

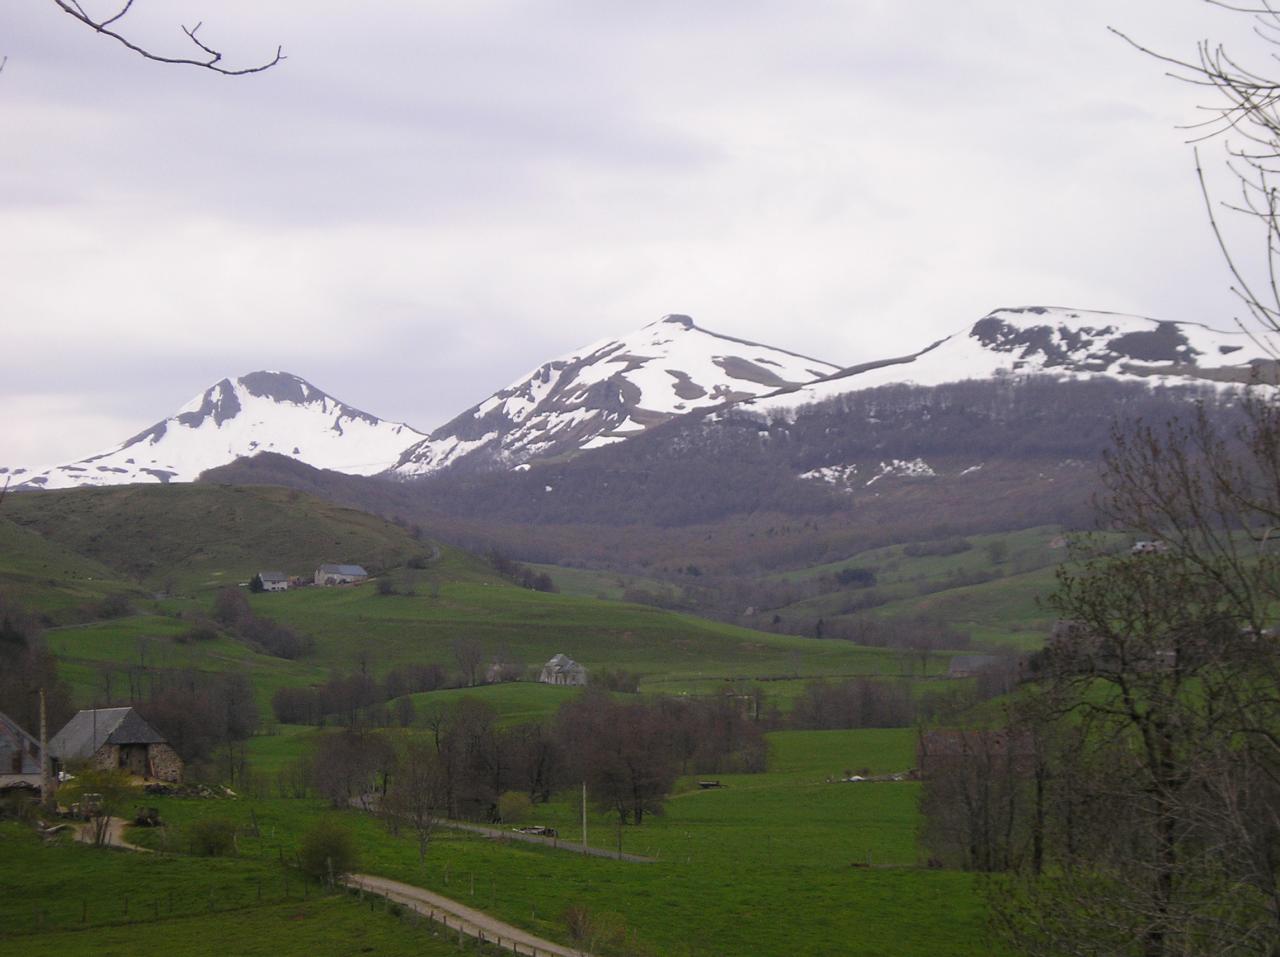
[345,873,590,957]
[77,816,586,956]
[76,816,152,851]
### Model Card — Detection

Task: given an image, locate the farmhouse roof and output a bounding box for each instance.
[317,563,368,577]
[259,570,289,583]
[0,711,42,775]
[49,708,166,763]
[544,653,585,674]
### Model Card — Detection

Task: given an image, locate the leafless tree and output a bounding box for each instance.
[50,1,283,75]
[451,636,485,687]
[1114,2,1280,353]
[383,740,446,862]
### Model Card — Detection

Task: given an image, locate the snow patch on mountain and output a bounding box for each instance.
[393,314,841,476]
[747,307,1278,415]
[865,459,936,486]
[800,464,860,484]
[5,371,425,490]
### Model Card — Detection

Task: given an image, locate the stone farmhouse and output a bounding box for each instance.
[0,710,43,794]
[258,570,290,592]
[315,563,369,586]
[49,707,182,783]
[539,653,588,686]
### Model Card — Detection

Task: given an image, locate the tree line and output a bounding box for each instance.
[919,402,1280,954]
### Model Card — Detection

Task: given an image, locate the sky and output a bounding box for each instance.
[1,1,1272,466]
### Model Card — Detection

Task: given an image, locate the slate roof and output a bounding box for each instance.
[0,710,42,775]
[259,570,289,583]
[49,708,166,763]
[317,564,368,577]
[543,653,585,675]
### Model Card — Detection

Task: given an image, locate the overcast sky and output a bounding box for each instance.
[1,1,1270,466]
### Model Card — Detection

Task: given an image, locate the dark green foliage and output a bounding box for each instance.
[187,817,238,856]
[903,538,971,558]
[834,566,876,587]
[249,574,265,593]
[298,820,358,882]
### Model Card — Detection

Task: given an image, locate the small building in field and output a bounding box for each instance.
[49,708,182,783]
[0,711,44,794]
[315,563,369,586]
[539,653,587,687]
[258,570,290,592]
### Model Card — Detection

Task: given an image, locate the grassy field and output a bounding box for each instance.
[230,582,940,689]
[3,484,436,592]
[0,516,144,624]
[114,727,999,957]
[43,614,329,710]
[0,824,505,957]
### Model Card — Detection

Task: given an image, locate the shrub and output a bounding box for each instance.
[498,791,533,824]
[187,817,238,856]
[298,820,358,883]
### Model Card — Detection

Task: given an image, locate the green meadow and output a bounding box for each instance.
[111,728,999,957]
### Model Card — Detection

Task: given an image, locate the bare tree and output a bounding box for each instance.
[50,1,283,75]
[451,636,485,688]
[383,740,445,862]
[1113,2,1280,354]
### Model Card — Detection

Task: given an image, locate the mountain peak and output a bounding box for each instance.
[744,305,1278,415]
[394,315,843,476]
[6,372,426,490]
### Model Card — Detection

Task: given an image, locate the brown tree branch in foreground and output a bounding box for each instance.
[51,1,283,75]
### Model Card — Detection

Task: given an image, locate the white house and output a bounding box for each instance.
[258,571,290,592]
[539,653,587,686]
[315,564,369,586]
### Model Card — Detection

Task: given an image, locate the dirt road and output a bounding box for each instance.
[77,816,151,851]
[344,873,589,957]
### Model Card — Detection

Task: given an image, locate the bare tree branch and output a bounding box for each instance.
[49,0,283,75]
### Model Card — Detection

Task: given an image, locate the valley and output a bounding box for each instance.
[4,310,1277,957]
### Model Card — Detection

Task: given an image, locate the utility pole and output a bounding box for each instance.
[39,688,52,809]
[581,782,587,855]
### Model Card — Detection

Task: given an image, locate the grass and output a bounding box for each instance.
[117,728,1001,956]
[3,484,436,592]
[11,898,492,957]
[43,615,328,710]
[0,823,504,957]
[240,582,940,688]
[0,516,143,624]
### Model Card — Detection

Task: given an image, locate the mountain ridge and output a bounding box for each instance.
[3,371,425,490]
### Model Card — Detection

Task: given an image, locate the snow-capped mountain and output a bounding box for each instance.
[392,314,841,476]
[746,306,1278,414]
[4,372,426,490]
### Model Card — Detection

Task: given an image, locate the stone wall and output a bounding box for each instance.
[91,745,120,772]
[148,743,183,783]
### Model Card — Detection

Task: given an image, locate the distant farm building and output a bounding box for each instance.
[539,654,587,686]
[49,708,182,783]
[315,564,369,586]
[1131,540,1169,555]
[0,711,43,794]
[258,570,290,592]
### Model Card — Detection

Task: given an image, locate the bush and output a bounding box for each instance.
[187,817,238,856]
[299,819,358,883]
[498,791,533,824]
